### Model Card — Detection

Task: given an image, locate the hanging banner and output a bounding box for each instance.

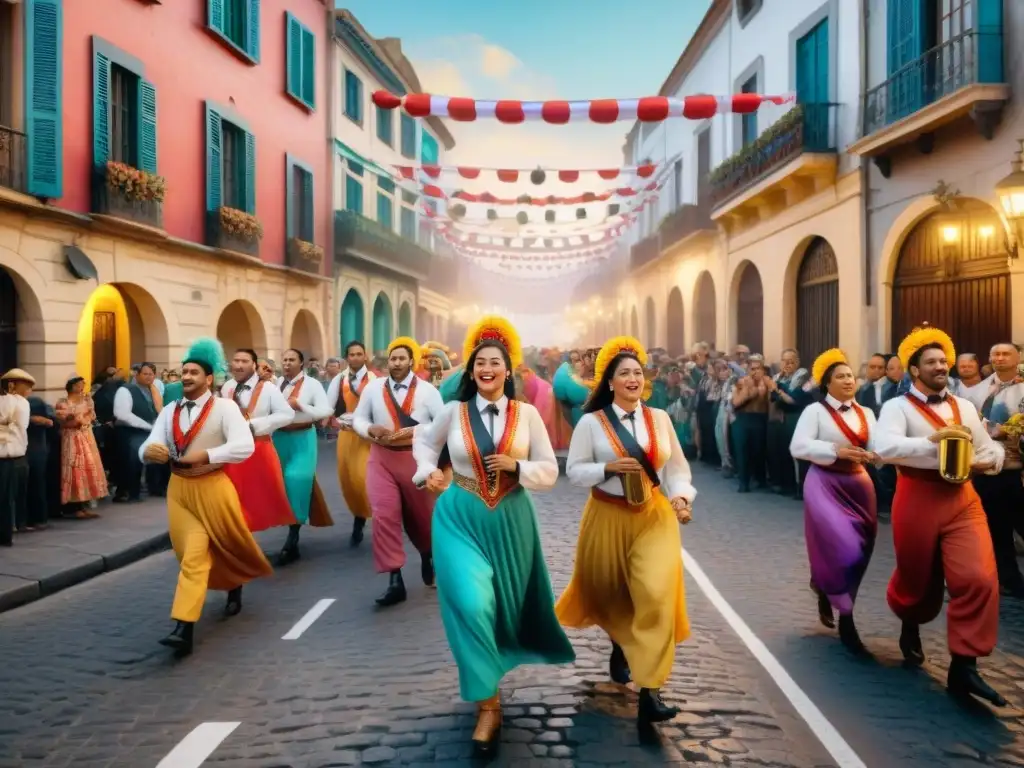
[419,181,658,207]
[395,163,657,183]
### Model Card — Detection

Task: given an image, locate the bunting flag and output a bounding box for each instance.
[418,181,659,206]
[373,90,794,124]
[395,162,657,183]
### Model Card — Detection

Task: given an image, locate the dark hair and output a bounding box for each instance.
[65,376,85,394]
[818,362,851,396]
[389,345,414,361]
[583,352,641,413]
[345,341,365,355]
[285,348,305,363]
[869,353,886,362]
[235,348,258,364]
[456,343,516,402]
[908,342,944,371]
[138,362,157,374]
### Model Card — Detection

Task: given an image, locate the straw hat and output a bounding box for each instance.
[1,368,36,385]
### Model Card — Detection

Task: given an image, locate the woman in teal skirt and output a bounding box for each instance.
[413,316,575,756]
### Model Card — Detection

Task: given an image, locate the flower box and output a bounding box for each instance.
[208,206,262,257]
[287,237,323,273]
[95,161,165,228]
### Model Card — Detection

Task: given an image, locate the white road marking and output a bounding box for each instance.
[281,598,335,640]
[683,548,867,768]
[156,722,240,768]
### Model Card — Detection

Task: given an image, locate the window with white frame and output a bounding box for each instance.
[344,159,364,215]
[400,189,417,242]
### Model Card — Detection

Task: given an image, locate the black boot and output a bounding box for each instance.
[638,688,678,725]
[376,570,407,607]
[277,524,301,566]
[158,621,194,656]
[947,655,1008,707]
[224,586,242,617]
[838,614,866,655]
[350,517,366,547]
[817,591,835,629]
[899,621,925,667]
[609,642,631,685]
[421,555,435,587]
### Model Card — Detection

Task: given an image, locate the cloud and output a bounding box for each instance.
[479,43,520,80]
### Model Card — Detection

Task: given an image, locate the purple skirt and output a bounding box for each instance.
[804,465,877,615]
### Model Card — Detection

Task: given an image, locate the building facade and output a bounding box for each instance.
[330,10,456,356]
[0,0,333,397]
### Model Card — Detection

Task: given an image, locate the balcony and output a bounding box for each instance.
[849,29,1009,174]
[286,238,324,275]
[659,201,714,254]
[709,103,838,229]
[629,234,660,272]
[334,209,433,280]
[92,163,164,230]
[0,126,27,194]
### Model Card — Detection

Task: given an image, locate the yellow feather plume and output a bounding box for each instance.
[386,336,422,367]
[463,315,523,370]
[898,326,955,370]
[594,335,648,385]
[811,348,849,386]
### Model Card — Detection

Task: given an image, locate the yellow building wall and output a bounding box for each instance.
[75,284,131,388]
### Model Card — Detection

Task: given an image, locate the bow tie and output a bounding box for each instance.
[393,383,407,391]
[184,400,196,411]
[926,394,947,405]
[838,404,851,412]
[622,411,637,421]
[483,403,500,415]
[237,383,250,391]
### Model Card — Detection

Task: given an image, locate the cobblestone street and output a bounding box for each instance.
[3,445,1024,767]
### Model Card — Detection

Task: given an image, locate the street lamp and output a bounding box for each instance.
[994,140,1024,261]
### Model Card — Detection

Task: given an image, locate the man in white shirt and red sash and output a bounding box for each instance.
[353,337,444,607]
[874,327,1006,706]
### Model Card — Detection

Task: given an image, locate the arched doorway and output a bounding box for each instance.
[289,309,323,360]
[892,199,1011,355]
[694,271,717,349]
[398,301,413,337]
[735,262,764,352]
[77,283,171,386]
[666,287,685,356]
[630,306,639,338]
[644,297,656,348]
[796,237,839,364]
[0,267,18,373]
[216,299,268,358]
[340,289,365,350]
[372,293,393,353]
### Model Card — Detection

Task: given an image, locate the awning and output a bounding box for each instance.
[334,140,393,179]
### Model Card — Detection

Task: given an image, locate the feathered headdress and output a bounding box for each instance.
[182,337,227,376]
[811,348,849,386]
[898,326,955,370]
[463,315,523,370]
[593,336,648,384]
[386,336,422,367]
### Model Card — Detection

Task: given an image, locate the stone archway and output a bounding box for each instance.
[289,309,324,360]
[398,301,413,337]
[372,292,393,353]
[340,288,365,351]
[666,287,685,356]
[0,264,45,376]
[644,297,656,349]
[216,299,269,357]
[795,237,839,364]
[693,271,717,349]
[77,282,172,385]
[630,306,640,338]
[734,262,764,352]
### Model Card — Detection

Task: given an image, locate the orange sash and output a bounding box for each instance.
[822,401,869,448]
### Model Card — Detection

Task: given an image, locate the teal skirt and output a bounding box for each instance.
[272,428,317,524]
[433,483,576,701]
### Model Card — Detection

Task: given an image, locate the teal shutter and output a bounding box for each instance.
[301,27,315,107]
[301,169,313,242]
[976,0,1003,84]
[886,0,925,121]
[208,0,224,34]
[420,132,438,165]
[92,50,110,169]
[243,130,256,214]
[25,0,63,198]
[204,103,222,212]
[796,20,829,150]
[345,175,362,214]
[137,79,157,174]
[246,0,260,62]
[285,156,294,240]
[286,13,301,100]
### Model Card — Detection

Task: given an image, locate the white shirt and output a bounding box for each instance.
[0,393,30,459]
[138,390,254,465]
[964,372,1024,420]
[790,395,877,465]
[566,403,697,502]
[353,374,444,438]
[412,398,558,491]
[325,366,374,412]
[220,374,294,437]
[113,384,157,430]
[276,373,332,425]
[874,386,1004,473]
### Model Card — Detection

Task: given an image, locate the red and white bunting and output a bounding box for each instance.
[374,90,794,124]
[395,163,656,183]
[419,181,658,207]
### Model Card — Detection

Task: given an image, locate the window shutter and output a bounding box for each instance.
[207,0,224,35]
[243,130,256,214]
[301,169,314,242]
[285,156,294,240]
[286,13,301,100]
[246,0,260,62]
[92,50,110,169]
[204,103,223,213]
[137,79,158,174]
[300,27,315,107]
[25,0,63,198]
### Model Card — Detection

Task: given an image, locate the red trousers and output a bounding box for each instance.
[366,444,434,573]
[887,469,999,656]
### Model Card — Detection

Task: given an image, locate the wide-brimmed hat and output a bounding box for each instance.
[1,368,36,385]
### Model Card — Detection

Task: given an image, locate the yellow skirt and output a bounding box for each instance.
[167,471,273,622]
[555,489,689,689]
[336,428,372,520]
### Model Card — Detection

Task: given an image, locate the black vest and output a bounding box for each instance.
[127,383,158,427]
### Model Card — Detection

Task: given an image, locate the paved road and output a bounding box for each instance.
[2,444,1023,767]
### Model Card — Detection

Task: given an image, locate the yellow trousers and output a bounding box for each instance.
[336,429,372,520]
[168,471,273,622]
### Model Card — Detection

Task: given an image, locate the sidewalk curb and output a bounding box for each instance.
[0,532,171,614]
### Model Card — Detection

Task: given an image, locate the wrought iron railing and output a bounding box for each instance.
[334,209,434,274]
[659,200,713,252]
[708,102,838,208]
[0,126,27,193]
[862,29,1004,136]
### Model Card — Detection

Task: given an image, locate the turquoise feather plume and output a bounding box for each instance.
[182,337,227,374]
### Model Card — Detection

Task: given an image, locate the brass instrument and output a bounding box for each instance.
[938,428,973,484]
[620,470,652,505]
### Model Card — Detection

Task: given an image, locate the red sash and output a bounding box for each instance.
[344,375,369,401]
[903,392,962,430]
[230,380,265,419]
[172,397,216,455]
[384,376,418,430]
[822,401,869,448]
[594,404,661,469]
[281,375,306,399]
[459,399,521,509]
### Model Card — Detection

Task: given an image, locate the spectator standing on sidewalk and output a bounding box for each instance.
[25,390,55,529]
[0,368,33,545]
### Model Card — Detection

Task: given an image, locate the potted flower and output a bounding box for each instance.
[99,161,166,226]
[214,206,263,255]
[287,237,323,272]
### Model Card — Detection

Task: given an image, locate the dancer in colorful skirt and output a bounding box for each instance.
[326,341,376,546]
[790,348,878,654]
[353,337,444,606]
[874,326,1006,705]
[221,348,296,561]
[556,336,695,727]
[140,338,272,656]
[274,348,334,565]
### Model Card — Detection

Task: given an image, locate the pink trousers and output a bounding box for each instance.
[367,444,434,573]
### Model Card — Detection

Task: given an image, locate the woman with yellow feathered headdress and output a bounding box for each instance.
[413,316,575,756]
[789,348,879,654]
[873,326,1008,706]
[555,336,695,728]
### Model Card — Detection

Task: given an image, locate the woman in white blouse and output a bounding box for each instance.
[413,316,575,757]
[555,336,695,728]
[790,349,879,654]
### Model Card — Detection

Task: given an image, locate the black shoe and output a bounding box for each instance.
[999,582,1024,599]
[277,524,301,566]
[376,570,407,607]
[947,655,1008,707]
[112,494,130,504]
[158,621,194,656]
[817,591,835,629]
[899,621,925,667]
[838,614,867,655]
[350,517,366,547]
[638,688,679,725]
[224,587,242,617]
[421,556,435,587]
[609,642,631,685]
